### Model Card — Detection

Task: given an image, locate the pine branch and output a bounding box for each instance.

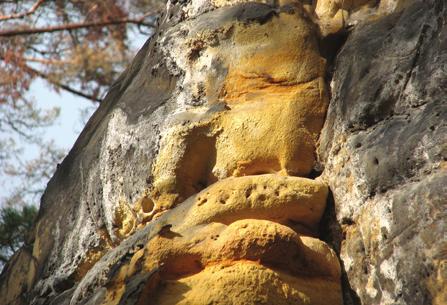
[0,16,156,37]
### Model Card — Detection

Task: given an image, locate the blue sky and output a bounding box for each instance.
[30,79,97,152]
[0,33,148,207]
[0,80,98,206]
[31,31,148,153]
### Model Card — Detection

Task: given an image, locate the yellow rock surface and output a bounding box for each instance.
[178,174,328,231]
[217,80,327,178]
[113,199,137,240]
[0,250,36,305]
[59,2,344,305]
[150,7,328,211]
[104,219,341,304]
[427,257,447,305]
[222,12,325,102]
[314,0,416,35]
[145,219,340,279]
[152,261,342,305]
[117,5,342,304]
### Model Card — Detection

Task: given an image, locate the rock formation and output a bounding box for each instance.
[0,0,445,305]
[319,1,447,304]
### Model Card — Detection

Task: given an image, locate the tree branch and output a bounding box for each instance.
[0,52,102,103]
[0,16,156,37]
[50,80,103,103]
[23,57,68,65]
[0,0,46,21]
[23,64,103,103]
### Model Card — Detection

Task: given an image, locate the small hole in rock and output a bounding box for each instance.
[198,198,207,206]
[341,217,355,225]
[141,196,154,213]
[257,194,267,201]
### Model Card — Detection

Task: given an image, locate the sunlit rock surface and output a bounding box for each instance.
[319,1,447,304]
[0,0,445,305]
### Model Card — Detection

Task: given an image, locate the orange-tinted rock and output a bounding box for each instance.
[150,5,328,211]
[103,219,341,305]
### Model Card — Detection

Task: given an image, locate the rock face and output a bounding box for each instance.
[0,0,445,305]
[319,1,447,304]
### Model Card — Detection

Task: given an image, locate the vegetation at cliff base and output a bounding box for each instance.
[0,204,37,269]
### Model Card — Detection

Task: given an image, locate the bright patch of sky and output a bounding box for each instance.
[0,80,98,207]
[29,79,97,156]
[1,32,148,207]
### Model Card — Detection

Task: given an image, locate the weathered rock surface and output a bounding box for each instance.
[1,1,339,304]
[319,1,447,304]
[0,0,445,305]
[314,0,418,35]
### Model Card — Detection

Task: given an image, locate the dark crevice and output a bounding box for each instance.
[315,28,358,305]
[315,28,351,173]
[307,167,322,179]
[320,28,351,83]
[319,190,361,305]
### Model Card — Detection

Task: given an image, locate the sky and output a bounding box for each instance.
[30,30,148,152]
[0,32,148,207]
[0,80,98,206]
[30,79,97,153]
[28,79,97,154]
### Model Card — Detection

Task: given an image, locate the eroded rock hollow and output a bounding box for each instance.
[1,0,446,305]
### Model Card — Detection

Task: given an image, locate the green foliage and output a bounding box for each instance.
[0,204,37,266]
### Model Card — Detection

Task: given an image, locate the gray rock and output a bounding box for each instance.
[0,7,181,305]
[319,1,447,304]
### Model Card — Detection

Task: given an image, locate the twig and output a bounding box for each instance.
[23,64,103,103]
[22,56,68,65]
[0,0,46,21]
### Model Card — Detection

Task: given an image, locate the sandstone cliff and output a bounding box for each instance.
[0,0,445,305]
